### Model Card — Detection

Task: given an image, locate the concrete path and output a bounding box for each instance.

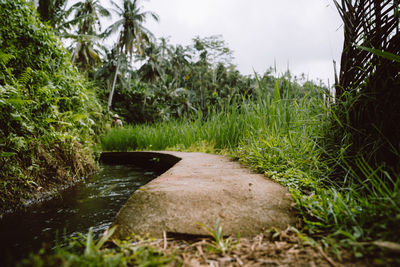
[112,152,297,238]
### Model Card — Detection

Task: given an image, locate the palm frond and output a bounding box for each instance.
[334,0,400,95]
[101,19,123,38]
[110,0,123,13]
[333,0,400,170]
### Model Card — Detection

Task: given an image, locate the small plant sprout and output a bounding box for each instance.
[197,218,240,254]
[84,226,117,257]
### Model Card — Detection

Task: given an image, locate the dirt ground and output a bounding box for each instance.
[126,228,373,267]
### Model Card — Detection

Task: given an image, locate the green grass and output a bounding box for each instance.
[100,76,400,260]
[24,74,399,264]
[19,227,175,266]
[101,78,325,153]
[101,98,252,152]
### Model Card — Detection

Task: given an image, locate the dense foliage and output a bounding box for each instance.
[95,36,253,123]
[0,0,103,212]
[94,35,327,124]
[1,0,398,264]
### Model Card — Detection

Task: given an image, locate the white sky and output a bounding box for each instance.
[68,0,344,86]
[141,0,344,85]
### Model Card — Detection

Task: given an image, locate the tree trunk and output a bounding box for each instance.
[108,55,121,111]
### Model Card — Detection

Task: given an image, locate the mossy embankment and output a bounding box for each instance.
[0,0,104,214]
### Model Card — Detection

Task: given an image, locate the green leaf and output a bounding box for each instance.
[0,152,16,157]
[18,67,32,87]
[274,80,281,101]
[84,227,96,256]
[6,98,34,106]
[95,226,116,250]
[356,45,400,62]
[69,113,87,122]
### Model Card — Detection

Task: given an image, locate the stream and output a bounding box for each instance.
[0,164,158,265]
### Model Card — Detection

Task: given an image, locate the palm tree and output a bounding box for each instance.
[170,44,192,87]
[158,37,173,59]
[137,39,174,82]
[137,42,163,82]
[67,0,110,35]
[67,34,102,71]
[94,46,130,94]
[103,0,159,111]
[65,0,111,70]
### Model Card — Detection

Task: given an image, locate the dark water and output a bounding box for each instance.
[0,164,158,265]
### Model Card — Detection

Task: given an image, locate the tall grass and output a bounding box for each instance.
[100,74,400,259]
[102,101,255,152]
[101,75,325,152]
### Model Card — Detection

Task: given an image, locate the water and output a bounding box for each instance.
[0,164,158,265]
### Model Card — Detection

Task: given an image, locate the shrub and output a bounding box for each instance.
[0,0,104,212]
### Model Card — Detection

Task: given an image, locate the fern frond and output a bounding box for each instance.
[0,52,14,67]
[17,67,32,88]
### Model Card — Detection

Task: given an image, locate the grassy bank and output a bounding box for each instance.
[99,77,400,261]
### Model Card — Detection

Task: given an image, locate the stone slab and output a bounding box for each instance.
[111,152,297,238]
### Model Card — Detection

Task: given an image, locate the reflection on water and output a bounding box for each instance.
[0,164,157,265]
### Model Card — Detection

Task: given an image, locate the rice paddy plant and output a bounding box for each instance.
[101,97,251,152]
[101,72,327,154]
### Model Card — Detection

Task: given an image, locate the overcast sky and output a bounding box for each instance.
[139,0,344,86]
[67,0,344,85]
